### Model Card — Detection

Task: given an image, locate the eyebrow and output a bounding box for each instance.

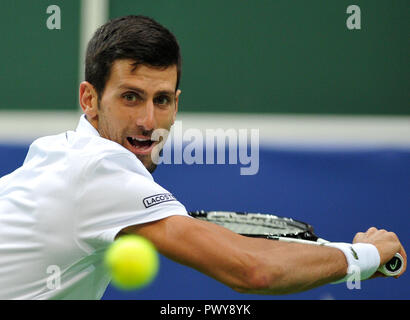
[118,84,146,95]
[156,90,176,97]
[118,85,175,97]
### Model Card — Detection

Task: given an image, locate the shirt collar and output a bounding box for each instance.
[74,115,154,178]
[75,114,100,137]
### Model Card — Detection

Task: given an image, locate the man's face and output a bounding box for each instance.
[83,60,180,173]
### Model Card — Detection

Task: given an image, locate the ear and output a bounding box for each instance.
[173,89,181,124]
[79,81,99,120]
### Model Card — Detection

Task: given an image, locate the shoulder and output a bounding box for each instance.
[24,130,151,181]
[66,130,152,179]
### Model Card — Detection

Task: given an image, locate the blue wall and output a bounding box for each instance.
[1,143,409,300]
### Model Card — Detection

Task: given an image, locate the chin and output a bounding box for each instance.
[136,154,157,173]
[145,162,157,173]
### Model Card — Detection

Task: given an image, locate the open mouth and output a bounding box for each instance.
[126,136,155,154]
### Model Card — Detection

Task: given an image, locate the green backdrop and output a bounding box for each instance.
[1,0,408,114]
[0,0,80,111]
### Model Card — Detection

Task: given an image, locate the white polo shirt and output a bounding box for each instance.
[0,115,188,300]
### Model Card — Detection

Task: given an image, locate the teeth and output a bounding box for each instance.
[127,137,154,149]
[128,137,151,142]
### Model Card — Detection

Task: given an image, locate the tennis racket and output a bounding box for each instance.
[188,210,404,277]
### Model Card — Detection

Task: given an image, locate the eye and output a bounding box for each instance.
[154,95,171,106]
[122,92,139,103]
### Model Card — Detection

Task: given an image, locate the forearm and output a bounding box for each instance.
[172,225,349,295]
[237,240,348,295]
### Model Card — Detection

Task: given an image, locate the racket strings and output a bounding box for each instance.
[197,214,303,236]
[190,211,318,239]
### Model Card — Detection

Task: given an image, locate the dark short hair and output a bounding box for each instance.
[85,15,182,97]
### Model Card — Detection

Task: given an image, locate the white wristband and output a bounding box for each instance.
[325,242,381,284]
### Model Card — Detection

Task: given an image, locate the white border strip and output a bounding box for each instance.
[0,111,409,148]
[178,113,410,149]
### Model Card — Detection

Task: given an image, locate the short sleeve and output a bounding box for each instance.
[74,153,189,251]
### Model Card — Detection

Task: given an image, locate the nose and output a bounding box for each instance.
[136,101,156,132]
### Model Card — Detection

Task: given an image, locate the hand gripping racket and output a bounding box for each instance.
[188,210,404,277]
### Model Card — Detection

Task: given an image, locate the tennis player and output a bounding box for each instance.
[0,15,406,299]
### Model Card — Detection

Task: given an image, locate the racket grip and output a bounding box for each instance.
[378,253,404,277]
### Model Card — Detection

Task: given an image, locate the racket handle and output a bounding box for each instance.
[378,253,404,277]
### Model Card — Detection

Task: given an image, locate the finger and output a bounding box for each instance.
[366,227,378,235]
[353,232,365,243]
[370,271,386,279]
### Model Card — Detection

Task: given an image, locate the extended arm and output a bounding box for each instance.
[120,215,349,295]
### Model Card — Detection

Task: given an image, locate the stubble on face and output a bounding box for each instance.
[92,60,179,173]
